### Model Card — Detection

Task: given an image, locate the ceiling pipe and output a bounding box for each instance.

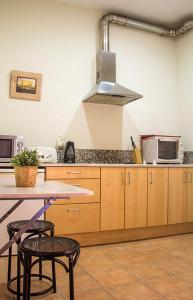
[100,13,193,51]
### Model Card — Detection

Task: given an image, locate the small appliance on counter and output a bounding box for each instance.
[28,146,57,163]
[64,141,75,163]
[0,135,24,162]
[141,135,184,164]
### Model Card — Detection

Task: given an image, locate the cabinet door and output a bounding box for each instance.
[46,167,100,180]
[168,168,187,224]
[148,168,168,227]
[125,168,147,228]
[46,203,100,235]
[101,168,125,231]
[53,179,100,204]
[187,167,193,222]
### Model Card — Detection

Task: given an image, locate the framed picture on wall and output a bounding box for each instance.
[10,70,42,101]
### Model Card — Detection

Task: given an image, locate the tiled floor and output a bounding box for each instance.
[1,234,193,299]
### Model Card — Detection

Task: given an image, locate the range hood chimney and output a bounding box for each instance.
[83,13,193,106]
[83,51,142,106]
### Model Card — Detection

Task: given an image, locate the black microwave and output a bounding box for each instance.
[0,135,24,162]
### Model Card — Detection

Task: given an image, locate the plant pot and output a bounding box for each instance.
[14,166,38,187]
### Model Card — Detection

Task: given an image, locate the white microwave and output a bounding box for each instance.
[0,135,24,162]
[142,135,184,164]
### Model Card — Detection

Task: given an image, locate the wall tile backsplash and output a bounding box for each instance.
[183,152,193,164]
[57,149,192,164]
[57,149,133,164]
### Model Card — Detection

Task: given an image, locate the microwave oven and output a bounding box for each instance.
[0,135,24,162]
[142,135,184,164]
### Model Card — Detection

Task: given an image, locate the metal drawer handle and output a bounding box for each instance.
[66,208,80,212]
[128,172,130,185]
[149,172,152,184]
[184,171,188,183]
[72,184,81,187]
[188,171,192,183]
[121,172,124,185]
[67,171,81,175]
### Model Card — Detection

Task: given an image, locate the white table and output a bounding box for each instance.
[0,178,93,255]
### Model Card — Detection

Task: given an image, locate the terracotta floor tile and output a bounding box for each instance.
[75,287,114,300]
[145,274,193,298]
[156,258,193,275]
[174,271,193,285]
[86,264,138,288]
[2,234,193,299]
[56,269,102,295]
[107,282,164,300]
[126,262,169,281]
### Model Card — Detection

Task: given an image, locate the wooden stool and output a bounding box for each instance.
[19,236,80,300]
[7,220,55,298]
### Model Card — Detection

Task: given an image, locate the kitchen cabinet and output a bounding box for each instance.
[168,167,193,224]
[187,168,193,222]
[46,166,100,180]
[53,179,100,204]
[101,167,125,231]
[147,168,168,227]
[125,168,147,228]
[44,165,193,245]
[46,203,100,235]
[168,168,187,224]
[45,166,100,234]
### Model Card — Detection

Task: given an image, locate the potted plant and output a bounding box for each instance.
[11,149,39,187]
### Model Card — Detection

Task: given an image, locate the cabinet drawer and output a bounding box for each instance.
[46,167,100,180]
[46,203,100,235]
[54,179,100,204]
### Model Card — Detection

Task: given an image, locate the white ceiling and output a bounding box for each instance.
[58,0,193,27]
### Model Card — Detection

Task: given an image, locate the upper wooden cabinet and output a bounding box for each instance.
[187,167,193,222]
[147,168,168,227]
[168,168,187,224]
[101,167,125,231]
[125,168,148,228]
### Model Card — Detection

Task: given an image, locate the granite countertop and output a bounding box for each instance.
[1,163,193,169]
[40,163,193,168]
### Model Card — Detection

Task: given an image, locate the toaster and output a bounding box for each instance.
[28,146,57,163]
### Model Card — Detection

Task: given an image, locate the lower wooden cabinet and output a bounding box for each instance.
[101,168,125,231]
[125,168,147,228]
[168,168,187,224]
[53,179,100,204]
[187,168,193,222]
[46,203,100,235]
[147,168,168,227]
[168,167,193,224]
[45,166,193,238]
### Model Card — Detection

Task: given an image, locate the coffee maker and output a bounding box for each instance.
[64,141,75,163]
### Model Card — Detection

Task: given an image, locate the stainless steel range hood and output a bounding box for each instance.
[83,13,193,106]
[83,51,142,106]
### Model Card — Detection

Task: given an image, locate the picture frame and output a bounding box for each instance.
[10,70,42,101]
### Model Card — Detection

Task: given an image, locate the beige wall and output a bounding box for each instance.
[176,30,193,150]
[0,0,178,150]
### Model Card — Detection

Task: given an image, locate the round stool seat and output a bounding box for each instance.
[20,236,79,257]
[7,220,54,234]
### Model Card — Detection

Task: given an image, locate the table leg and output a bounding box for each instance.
[0,200,24,224]
[0,197,56,256]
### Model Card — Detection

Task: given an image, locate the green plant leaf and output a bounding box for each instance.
[11,150,39,167]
